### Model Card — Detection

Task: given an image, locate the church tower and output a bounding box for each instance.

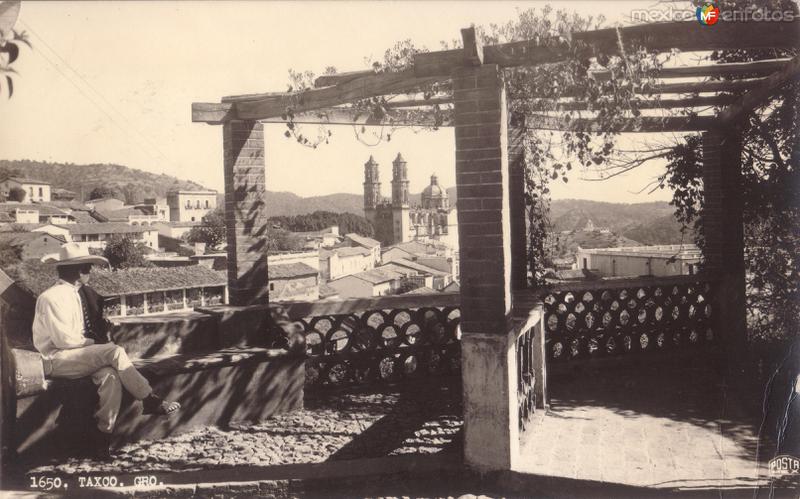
[390,153,411,243]
[391,153,410,207]
[363,155,381,210]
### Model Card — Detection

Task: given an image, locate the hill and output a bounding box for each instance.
[549,199,692,245]
[0,159,207,202]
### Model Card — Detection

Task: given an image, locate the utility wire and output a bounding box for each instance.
[18,19,181,172]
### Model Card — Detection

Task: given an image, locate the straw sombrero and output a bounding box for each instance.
[41,242,110,268]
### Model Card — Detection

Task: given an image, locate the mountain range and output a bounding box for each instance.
[2,160,692,245]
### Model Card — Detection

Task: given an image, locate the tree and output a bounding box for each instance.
[89,186,123,201]
[268,211,375,237]
[7,186,25,202]
[102,235,151,269]
[186,207,226,250]
[0,240,21,270]
[121,183,145,205]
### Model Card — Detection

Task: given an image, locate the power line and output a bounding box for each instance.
[18,19,182,172]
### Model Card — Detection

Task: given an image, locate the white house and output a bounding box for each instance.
[0,177,51,203]
[326,268,403,299]
[34,222,159,251]
[577,244,702,278]
[167,189,217,222]
[319,246,374,281]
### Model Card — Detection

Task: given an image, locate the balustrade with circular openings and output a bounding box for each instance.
[299,306,461,388]
[541,279,714,362]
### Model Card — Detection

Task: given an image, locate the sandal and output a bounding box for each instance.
[142,394,180,416]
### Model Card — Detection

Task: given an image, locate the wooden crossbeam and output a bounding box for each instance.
[193,103,452,127]
[591,58,793,81]
[527,114,715,133]
[533,95,736,112]
[717,55,800,127]
[573,21,800,54]
[547,77,766,99]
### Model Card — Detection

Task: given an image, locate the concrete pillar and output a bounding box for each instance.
[223,120,270,305]
[453,64,519,472]
[702,130,747,366]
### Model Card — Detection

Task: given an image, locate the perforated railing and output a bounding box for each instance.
[515,304,546,432]
[529,276,716,363]
[279,294,461,388]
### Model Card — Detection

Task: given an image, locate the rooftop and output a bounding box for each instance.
[269,262,318,279]
[581,244,702,259]
[344,233,380,249]
[1,176,50,185]
[89,266,227,297]
[0,203,70,217]
[382,258,448,276]
[0,231,65,246]
[339,268,403,285]
[55,223,154,235]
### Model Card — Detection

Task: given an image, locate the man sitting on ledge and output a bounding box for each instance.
[33,243,180,459]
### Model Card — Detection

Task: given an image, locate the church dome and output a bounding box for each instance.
[422,174,447,199]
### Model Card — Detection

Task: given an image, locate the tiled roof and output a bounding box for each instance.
[347,268,403,285]
[319,283,339,298]
[443,280,460,292]
[382,258,448,276]
[413,257,451,274]
[2,176,50,185]
[70,211,100,223]
[334,246,371,258]
[269,262,318,279]
[0,203,69,217]
[402,286,438,295]
[0,232,65,247]
[345,233,380,249]
[56,223,152,235]
[0,223,44,232]
[97,207,145,221]
[88,266,227,296]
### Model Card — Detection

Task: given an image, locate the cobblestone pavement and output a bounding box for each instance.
[519,359,772,490]
[22,379,463,476]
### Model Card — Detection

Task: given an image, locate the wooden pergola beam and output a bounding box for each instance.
[591,58,793,81]
[717,55,800,127]
[193,103,452,127]
[534,94,736,112]
[573,20,800,54]
[527,114,715,133]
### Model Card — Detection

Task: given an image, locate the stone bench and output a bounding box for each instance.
[7,309,305,462]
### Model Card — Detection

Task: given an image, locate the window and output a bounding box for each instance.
[269,283,275,291]
[185,200,191,209]
[195,200,201,209]
[582,258,587,270]
[38,187,43,197]
[29,187,33,197]
[191,217,196,222]
[205,200,209,209]
[88,234,99,242]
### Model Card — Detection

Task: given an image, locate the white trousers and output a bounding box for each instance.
[48,343,153,434]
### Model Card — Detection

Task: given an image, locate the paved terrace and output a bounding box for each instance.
[14,356,791,497]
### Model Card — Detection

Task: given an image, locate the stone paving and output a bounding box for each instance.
[519,358,773,491]
[22,379,463,476]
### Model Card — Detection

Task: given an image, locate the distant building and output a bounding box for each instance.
[0,232,66,261]
[362,154,458,248]
[291,226,340,249]
[167,189,217,222]
[268,262,320,301]
[268,250,319,271]
[319,246,374,281]
[577,244,702,278]
[86,198,125,213]
[0,203,75,225]
[33,222,159,251]
[6,263,227,319]
[51,188,77,201]
[343,233,381,264]
[327,268,404,299]
[0,177,51,203]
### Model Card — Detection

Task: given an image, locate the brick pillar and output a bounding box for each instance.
[453,64,518,472]
[702,130,747,364]
[508,121,527,291]
[223,120,269,305]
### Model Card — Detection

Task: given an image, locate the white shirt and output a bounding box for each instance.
[32,279,95,358]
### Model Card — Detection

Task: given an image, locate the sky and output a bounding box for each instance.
[0,1,695,203]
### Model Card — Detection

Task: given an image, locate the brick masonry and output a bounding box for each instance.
[452,64,513,335]
[222,120,270,305]
[702,130,747,357]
